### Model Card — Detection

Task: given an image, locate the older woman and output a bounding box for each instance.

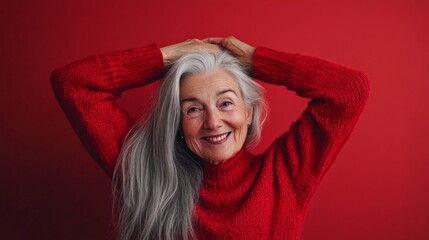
[51,37,369,240]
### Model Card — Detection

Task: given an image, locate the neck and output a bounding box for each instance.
[200,148,253,189]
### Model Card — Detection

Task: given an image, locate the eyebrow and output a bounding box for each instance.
[180,89,237,103]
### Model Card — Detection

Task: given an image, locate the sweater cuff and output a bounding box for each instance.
[102,43,165,91]
[252,46,297,86]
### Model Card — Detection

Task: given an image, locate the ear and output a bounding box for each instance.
[245,105,253,125]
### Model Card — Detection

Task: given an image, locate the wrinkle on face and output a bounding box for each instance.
[180,70,253,164]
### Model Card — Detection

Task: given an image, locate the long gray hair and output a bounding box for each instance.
[113,51,267,240]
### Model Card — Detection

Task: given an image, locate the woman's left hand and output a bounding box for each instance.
[160,39,222,65]
[203,36,255,71]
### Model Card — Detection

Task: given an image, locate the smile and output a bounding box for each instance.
[202,132,231,144]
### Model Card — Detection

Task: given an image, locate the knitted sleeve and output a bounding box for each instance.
[252,46,370,211]
[50,44,165,176]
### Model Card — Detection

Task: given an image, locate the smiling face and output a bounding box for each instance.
[180,70,253,164]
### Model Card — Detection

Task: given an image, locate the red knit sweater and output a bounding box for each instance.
[51,44,369,239]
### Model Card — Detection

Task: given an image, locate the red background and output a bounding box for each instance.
[1,0,428,239]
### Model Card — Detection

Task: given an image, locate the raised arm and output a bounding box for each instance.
[51,40,222,177]
[50,44,165,176]
[207,36,370,210]
[253,46,369,209]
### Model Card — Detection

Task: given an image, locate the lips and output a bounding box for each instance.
[202,132,231,144]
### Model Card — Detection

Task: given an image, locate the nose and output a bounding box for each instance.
[203,108,223,130]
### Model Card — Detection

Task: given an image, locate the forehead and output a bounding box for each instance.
[180,70,241,99]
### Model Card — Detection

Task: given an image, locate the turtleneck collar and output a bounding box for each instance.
[200,148,254,189]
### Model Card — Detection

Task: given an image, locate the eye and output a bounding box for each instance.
[220,100,233,108]
[187,106,200,113]
[184,106,204,119]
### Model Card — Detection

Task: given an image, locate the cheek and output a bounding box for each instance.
[226,110,249,144]
[181,119,200,139]
[227,110,248,129]
[181,119,204,155]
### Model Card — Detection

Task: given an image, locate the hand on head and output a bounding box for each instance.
[161,36,255,71]
[160,39,222,64]
[203,36,255,71]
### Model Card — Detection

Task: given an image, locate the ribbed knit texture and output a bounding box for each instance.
[51,44,164,174]
[51,44,369,239]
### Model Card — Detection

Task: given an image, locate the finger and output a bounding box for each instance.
[204,38,236,53]
[202,37,224,44]
[194,43,222,54]
[207,44,223,53]
[198,41,221,49]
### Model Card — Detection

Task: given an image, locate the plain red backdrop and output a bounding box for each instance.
[1,0,428,239]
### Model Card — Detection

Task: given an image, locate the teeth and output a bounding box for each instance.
[207,133,228,142]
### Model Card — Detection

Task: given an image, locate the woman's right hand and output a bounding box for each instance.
[160,39,222,64]
[203,36,255,72]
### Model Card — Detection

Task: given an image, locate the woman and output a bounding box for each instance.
[51,37,369,240]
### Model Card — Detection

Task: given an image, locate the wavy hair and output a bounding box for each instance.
[113,51,267,240]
